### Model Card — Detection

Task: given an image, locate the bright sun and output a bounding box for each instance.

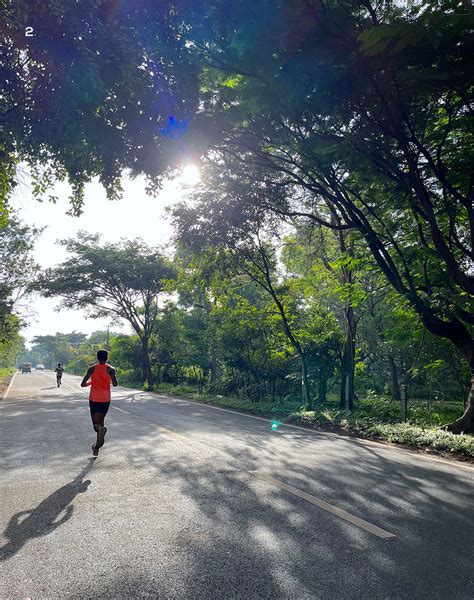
[179,164,201,187]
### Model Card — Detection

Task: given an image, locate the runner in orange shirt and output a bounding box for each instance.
[81,349,118,456]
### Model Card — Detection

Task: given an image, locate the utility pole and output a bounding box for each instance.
[106,324,110,351]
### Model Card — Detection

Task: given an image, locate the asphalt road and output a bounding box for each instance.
[1,371,473,600]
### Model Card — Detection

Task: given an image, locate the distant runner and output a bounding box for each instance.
[81,349,118,456]
[55,363,64,387]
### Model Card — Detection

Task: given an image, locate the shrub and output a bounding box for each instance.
[358,422,474,457]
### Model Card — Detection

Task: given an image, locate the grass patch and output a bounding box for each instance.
[152,382,280,414]
[0,368,15,396]
[292,410,473,458]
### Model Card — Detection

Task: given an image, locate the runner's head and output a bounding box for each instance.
[58,363,61,367]
[97,349,108,364]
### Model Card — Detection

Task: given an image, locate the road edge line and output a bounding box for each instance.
[75,377,473,474]
[2,370,17,400]
[149,393,474,473]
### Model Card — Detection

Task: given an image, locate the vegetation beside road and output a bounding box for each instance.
[0,368,15,396]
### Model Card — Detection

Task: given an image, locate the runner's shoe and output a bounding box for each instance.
[92,443,99,456]
[96,426,107,449]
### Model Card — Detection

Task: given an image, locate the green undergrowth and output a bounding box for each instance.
[293,411,473,458]
[0,368,15,394]
[144,383,473,459]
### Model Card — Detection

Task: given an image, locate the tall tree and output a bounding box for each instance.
[36,233,175,389]
[27,332,87,369]
[175,246,296,402]
[0,213,40,366]
[179,0,474,431]
[281,226,360,408]
[172,195,314,407]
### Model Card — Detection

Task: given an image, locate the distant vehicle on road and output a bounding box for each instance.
[36,364,45,371]
[21,363,32,374]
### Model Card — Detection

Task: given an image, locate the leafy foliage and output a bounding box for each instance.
[1,0,201,212]
[175,0,474,430]
[0,213,40,367]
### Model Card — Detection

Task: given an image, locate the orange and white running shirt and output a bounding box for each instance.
[89,363,113,402]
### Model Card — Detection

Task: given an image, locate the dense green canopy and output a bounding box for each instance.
[1,0,201,213]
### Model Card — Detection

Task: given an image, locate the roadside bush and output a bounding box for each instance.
[358,422,474,457]
[116,368,142,388]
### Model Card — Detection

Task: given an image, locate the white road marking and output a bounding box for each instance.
[2,371,17,400]
[251,472,396,539]
[112,405,130,415]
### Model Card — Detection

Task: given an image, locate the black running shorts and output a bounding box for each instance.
[89,400,110,416]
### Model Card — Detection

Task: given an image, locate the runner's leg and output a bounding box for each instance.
[90,403,108,448]
[92,412,105,429]
[90,403,102,450]
[96,411,107,448]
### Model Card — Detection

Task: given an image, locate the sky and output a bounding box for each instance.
[10,165,200,345]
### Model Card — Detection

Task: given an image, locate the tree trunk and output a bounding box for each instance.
[333,228,356,412]
[339,305,356,411]
[141,338,154,390]
[445,373,474,433]
[209,341,218,391]
[416,315,474,434]
[318,374,327,405]
[301,353,311,409]
[388,355,401,402]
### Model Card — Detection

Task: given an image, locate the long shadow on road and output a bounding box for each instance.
[0,458,96,561]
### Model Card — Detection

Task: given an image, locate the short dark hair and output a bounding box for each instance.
[58,363,61,366]
[97,349,108,362]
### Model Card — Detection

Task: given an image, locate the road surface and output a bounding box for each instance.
[1,371,473,599]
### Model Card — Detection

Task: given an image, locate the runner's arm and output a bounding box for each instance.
[107,366,118,387]
[81,366,94,387]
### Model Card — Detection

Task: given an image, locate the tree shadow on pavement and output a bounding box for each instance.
[0,458,96,561]
[104,412,473,600]
[3,391,473,598]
